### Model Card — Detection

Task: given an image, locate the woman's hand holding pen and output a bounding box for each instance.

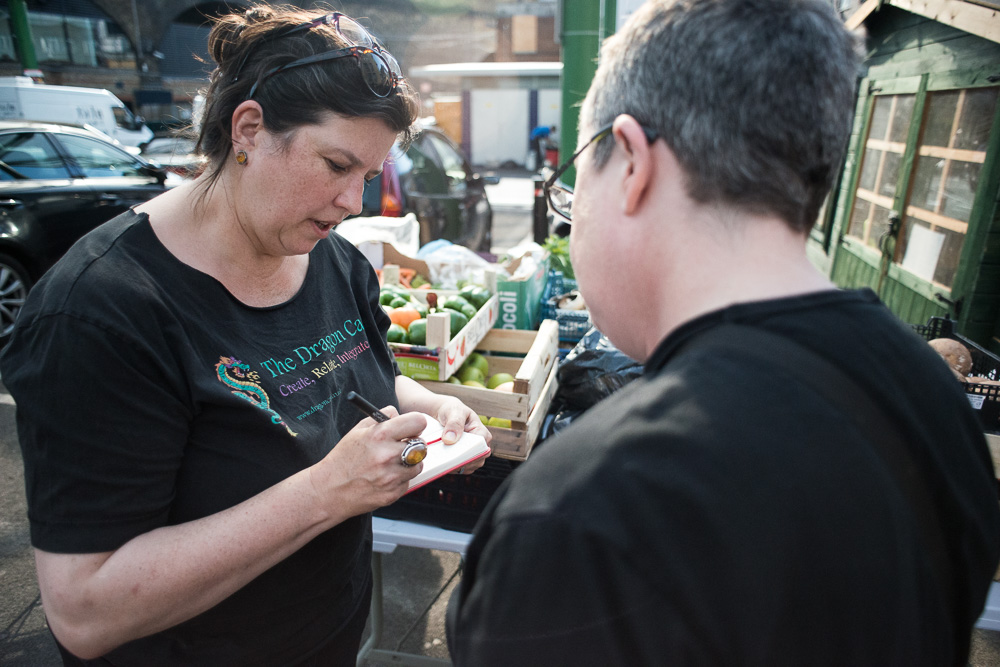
[308,406,427,518]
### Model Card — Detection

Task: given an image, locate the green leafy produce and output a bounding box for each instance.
[543,234,574,280]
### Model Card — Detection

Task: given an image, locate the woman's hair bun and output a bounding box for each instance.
[243,6,275,24]
[209,4,275,67]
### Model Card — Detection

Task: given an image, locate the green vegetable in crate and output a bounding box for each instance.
[386,324,408,343]
[407,319,427,345]
[389,296,410,309]
[459,285,491,310]
[445,309,469,336]
[442,295,477,321]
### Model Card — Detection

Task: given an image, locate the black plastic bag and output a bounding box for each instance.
[555,327,644,412]
[540,329,644,441]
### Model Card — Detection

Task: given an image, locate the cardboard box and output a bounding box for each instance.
[494,253,550,331]
[417,319,559,460]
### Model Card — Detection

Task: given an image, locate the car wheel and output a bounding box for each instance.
[0,253,32,344]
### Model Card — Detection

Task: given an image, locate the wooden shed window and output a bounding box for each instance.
[846,85,999,289]
[847,94,915,249]
[897,87,998,287]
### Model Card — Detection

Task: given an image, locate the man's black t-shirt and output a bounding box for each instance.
[2,210,399,665]
[448,289,1000,666]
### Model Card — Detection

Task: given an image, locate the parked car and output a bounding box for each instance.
[361,123,497,252]
[0,120,173,343]
[140,136,203,178]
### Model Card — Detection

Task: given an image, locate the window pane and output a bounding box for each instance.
[955,87,997,151]
[848,198,892,249]
[847,94,915,247]
[888,95,915,143]
[0,12,17,62]
[56,134,144,178]
[922,91,959,148]
[31,14,70,63]
[95,20,135,70]
[896,86,997,288]
[878,151,902,199]
[858,148,880,191]
[898,219,965,286]
[65,17,96,67]
[868,97,892,140]
[0,132,71,179]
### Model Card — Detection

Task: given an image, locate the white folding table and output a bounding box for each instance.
[357,519,1000,666]
[976,582,1000,631]
[357,517,473,667]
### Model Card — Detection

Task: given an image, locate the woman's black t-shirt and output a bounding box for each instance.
[2,210,399,665]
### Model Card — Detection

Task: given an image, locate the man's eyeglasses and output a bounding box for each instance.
[544,122,659,222]
[233,12,402,100]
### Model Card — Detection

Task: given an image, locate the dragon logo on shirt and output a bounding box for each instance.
[215,356,298,437]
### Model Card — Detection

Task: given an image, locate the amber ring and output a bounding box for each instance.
[400,438,427,466]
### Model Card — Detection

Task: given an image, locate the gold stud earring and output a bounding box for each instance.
[235,150,248,165]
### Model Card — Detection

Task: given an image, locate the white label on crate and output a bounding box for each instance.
[968,394,986,410]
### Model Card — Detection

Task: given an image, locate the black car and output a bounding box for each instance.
[0,121,172,342]
[361,123,497,253]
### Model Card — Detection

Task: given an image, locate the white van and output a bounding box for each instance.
[0,77,154,148]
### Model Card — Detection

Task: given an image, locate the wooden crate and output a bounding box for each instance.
[418,319,559,460]
[384,265,499,382]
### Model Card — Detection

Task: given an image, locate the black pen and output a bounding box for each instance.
[346,391,427,466]
[346,391,390,423]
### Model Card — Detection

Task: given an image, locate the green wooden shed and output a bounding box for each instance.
[809,0,1000,351]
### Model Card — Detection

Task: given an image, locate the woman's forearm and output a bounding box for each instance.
[35,461,367,659]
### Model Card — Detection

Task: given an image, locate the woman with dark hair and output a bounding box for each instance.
[0,5,489,665]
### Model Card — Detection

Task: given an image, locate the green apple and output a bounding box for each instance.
[462,380,486,388]
[487,417,512,428]
[487,372,515,389]
[465,352,490,378]
[457,365,486,385]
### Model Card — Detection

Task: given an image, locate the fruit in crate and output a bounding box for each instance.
[487,372,514,389]
[457,365,486,385]
[487,417,512,428]
[465,352,490,377]
[929,338,972,377]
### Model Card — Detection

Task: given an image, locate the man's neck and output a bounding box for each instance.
[643,213,835,359]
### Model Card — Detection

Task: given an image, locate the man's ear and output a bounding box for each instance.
[231,100,264,152]
[613,115,654,217]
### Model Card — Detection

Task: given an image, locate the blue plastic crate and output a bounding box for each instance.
[541,270,592,343]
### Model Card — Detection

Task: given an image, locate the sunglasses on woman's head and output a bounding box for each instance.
[232,12,402,100]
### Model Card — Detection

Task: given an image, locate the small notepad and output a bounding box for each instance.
[407,414,491,492]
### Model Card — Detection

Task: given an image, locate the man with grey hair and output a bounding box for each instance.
[447,0,1000,664]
